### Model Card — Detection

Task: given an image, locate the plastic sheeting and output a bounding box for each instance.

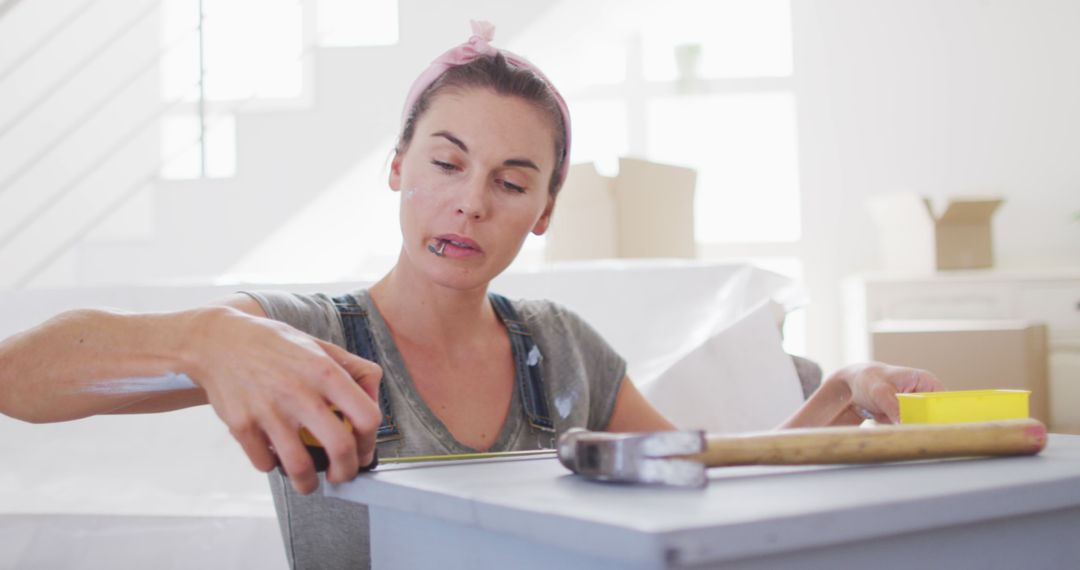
[493,259,803,384]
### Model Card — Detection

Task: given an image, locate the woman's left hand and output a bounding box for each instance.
[840,362,944,424]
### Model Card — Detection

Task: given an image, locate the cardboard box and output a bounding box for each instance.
[546,158,696,261]
[1049,341,1080,434]
[870,319,1049,424]
[867,193,1003,273]
[544,163,620,260]
[612,158,697,259]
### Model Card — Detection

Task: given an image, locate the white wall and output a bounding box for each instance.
[793,0,1080,369]
[0,0,162,289]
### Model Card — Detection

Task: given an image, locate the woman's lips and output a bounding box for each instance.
[431,234,483,258]
[434,234,482,251]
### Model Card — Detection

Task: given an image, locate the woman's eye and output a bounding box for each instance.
[432,160,457,172]
[500,180,526,193]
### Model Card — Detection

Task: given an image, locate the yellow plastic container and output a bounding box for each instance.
[897,389,1030,424]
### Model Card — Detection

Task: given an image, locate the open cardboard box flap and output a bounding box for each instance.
[933,197,1003,225]
[869,193,1004,272]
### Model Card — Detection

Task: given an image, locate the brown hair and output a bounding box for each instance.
[396,52,568,195]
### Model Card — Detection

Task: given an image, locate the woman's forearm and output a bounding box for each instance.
[0,298,386,494]
[0,307,210,423]
[779,365,865,429]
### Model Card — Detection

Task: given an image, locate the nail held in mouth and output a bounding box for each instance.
[428,241,447,257]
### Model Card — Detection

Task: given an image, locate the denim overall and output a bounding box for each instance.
[331,292,556,450]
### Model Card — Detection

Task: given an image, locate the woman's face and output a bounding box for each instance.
[390,87,558,291]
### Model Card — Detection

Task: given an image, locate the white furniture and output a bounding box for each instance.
[843,269,1080,432]
[327,435,1080,569]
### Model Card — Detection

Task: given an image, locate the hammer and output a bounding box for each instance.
[557,418,1048,487]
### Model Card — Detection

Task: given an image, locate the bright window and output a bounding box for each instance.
[317,0,398,47]
[639,0,793,81]
[568,99,629,177]
[646,92,800,243]
[538,0,800,246]
[158,0,399,179]
[201,0,303,101]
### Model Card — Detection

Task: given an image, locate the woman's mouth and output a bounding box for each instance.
[428,235,483,258]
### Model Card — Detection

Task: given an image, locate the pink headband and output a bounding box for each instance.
[401,20,572,186]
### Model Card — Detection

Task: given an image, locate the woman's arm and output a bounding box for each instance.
[606,375,677,432]
[602,362,940,434]
[0,294,384,494]
[0,307,211,422]
[780,362,943,428]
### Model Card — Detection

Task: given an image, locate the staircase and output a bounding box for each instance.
[0,0,553,289]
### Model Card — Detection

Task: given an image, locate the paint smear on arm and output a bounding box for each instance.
[82,372,198,395]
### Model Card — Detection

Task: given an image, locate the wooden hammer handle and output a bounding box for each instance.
[693,418,1048,467]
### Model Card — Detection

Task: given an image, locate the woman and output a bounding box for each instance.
[0,22,941,568]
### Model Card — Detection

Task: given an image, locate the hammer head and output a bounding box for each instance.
[557,428,708,487]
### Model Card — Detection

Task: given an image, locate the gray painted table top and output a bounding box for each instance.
[327,434,1080,566]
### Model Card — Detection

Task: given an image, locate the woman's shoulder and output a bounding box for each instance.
[238,288,366,345]
[503,296,569,321]
[240,289,334,317]
[499,296,596,339]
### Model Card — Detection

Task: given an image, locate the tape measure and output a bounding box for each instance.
[297,407,378,473]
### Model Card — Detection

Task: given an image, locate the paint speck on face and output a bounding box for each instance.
[527,345,543,367]
[82,372,197,395]
[404,187,429,201]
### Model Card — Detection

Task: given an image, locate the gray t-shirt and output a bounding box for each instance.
[242,289,626,570]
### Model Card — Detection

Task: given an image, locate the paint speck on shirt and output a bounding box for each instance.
[555,392,573,419]
[527,345,543,367]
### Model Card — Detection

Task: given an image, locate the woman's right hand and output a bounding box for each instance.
[184,301,382,495]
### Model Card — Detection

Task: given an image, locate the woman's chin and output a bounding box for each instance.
[423,262,497,292]
[403,243,515,291]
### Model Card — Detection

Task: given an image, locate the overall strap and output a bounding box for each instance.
[331,294,401,442]
[488,293,555,432]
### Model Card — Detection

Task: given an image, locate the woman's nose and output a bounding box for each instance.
[455,176,488,220]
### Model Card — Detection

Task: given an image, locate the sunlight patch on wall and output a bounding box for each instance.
[222,137,401,283]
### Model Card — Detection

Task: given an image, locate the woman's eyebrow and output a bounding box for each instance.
[432,131,468,152]
[432,130,540,172]
[504,158,540,172]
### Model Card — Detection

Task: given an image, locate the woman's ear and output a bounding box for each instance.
[388,151,403,191]
[532,194,557,235]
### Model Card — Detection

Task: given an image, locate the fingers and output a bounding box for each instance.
[200,311,384,491]
[864,365,943,424]
[845,363,905,424]
[909,368,944,392]
[264,414,320,495]
[229,417,278,473]
[870,380,902,424]
[318,340,383,401]
[316,340,383,467]
[285,353,380,485]
[296,401,360,484]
